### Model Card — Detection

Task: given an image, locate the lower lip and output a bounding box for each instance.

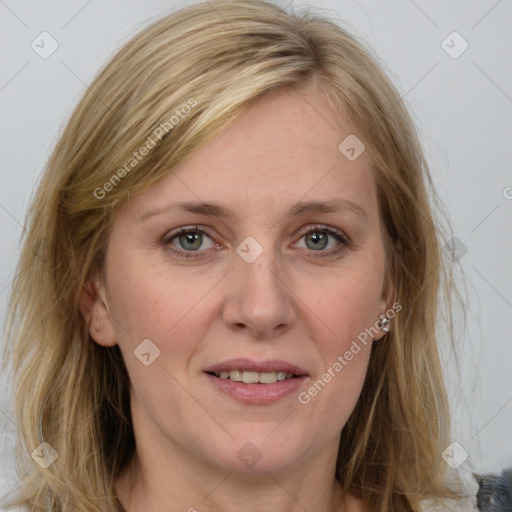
[204,373,308,404]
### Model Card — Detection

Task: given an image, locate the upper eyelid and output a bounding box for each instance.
[297,224,346,237]
[164,225,211,239]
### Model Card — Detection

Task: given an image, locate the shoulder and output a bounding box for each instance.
[419,465,512,511]
[420,465,479,512]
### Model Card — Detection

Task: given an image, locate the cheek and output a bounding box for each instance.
[104,257,221,422]
[104,252,221,362]
[293,257,384,429]
[306,260,385,349]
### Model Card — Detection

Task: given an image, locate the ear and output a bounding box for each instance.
[79,272,117,347]
[373,265,397,341]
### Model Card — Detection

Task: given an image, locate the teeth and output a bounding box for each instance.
[214,370,297,384]
[242,371,259,384]
[259,372,277,384]
[229,370,243,382]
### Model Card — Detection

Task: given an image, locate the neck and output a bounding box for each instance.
[115,447,346,512]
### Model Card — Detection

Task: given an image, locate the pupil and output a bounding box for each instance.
[180,232,202,250]
[306,232,327,250]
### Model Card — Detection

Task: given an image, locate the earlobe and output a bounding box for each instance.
[78,274,117,347]
[373,270,398,341]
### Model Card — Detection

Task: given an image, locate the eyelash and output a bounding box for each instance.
[162,224,351,259]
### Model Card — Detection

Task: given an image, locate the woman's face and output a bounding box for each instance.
[85,87,394,475]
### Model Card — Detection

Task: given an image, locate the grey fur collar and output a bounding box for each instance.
[474,469,512,512]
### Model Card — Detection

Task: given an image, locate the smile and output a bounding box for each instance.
[203,358,309,404]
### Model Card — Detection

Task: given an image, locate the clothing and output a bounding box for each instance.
[421,464,480,511]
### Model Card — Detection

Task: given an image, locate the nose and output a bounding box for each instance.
[221,250,296,339]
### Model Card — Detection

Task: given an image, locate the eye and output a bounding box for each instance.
[164,226,217,255]
[294,225,349,255]
[163,224,350,259]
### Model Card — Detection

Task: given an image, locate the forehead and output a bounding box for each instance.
[127,88,377,219]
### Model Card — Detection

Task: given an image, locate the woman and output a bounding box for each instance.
[2,1,480,510]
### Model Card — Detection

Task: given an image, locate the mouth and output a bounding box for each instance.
[203,358,309,404]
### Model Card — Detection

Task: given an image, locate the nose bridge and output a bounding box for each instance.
[222,242,295,337]
[240,252,282,300]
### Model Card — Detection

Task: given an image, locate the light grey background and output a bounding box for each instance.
[1,0,511,502]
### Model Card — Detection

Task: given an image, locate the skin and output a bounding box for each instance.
[80,85,395,512]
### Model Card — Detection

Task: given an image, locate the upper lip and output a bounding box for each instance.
[203,358,308,376]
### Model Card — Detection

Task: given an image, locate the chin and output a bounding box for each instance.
[198,432,309,474]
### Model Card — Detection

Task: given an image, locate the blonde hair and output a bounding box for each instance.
[2,1,464,511]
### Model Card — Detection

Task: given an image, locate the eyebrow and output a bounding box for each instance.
[137,198,368,223]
